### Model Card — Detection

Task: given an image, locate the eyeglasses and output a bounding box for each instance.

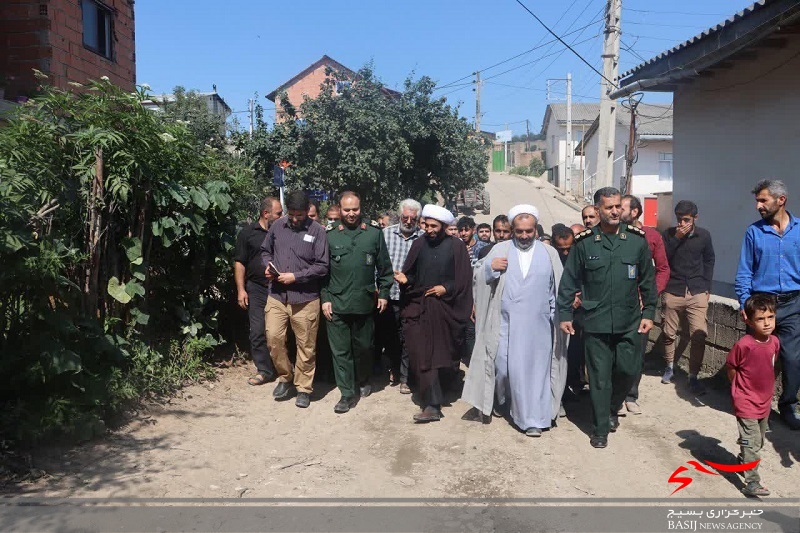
[401,215,417,222]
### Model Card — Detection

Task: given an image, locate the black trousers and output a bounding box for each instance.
[246,280,275,377]
[376,301,410,384]
[775,292,800,418]
[566,324,586,390]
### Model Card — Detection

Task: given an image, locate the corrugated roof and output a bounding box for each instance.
[621,0,783,78]
[549,102,601,123]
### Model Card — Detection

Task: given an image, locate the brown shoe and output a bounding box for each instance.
[413,406,442,423]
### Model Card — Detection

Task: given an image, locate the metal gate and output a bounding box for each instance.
[492,150,505,172]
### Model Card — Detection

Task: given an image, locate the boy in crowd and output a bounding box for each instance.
[726,294,779,497]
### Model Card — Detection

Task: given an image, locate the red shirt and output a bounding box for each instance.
[642,226,670,294]
[726,334,779,419]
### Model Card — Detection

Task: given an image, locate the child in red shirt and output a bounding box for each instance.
[726,294,779,497]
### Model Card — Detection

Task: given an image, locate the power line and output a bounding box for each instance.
[485,81,599,100]
[513,0,617,87]
[434,19,603,91]
[621,40,647,62]
[626,8,726,16]
[482,34,601,82]
[626,20,710,29]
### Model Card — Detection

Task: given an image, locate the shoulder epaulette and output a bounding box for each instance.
[369,220,381,229]
[627,225,646,237]
[574,229,593,242]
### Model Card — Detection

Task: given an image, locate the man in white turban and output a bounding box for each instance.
[394,204,473,422]
[461,204,568,436]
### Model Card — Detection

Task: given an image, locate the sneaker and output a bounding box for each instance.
[689,376,706,395]
[661,367,674,384]
[295,392,310,408]
[741,481,770,497]
[625,401,642,415]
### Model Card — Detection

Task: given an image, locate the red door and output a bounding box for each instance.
[643,197,658,228]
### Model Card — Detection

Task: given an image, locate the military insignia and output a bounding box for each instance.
[627,225,646,237]
[574,229,594,242]
[595,235,602,242]
[365,253,374,265]
[620,232,627,240]
[326,222,334,232]
[627,265,638,279]
[588,255,600,260]
[370,220,381,228]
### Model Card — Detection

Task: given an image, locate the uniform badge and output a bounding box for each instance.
[365,253,374,265]
[595,235,601,242]
[588,256,600,260]
[627,264,637,279]
[620,232,627,240]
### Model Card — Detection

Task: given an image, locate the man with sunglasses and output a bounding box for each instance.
[661,200,715,393]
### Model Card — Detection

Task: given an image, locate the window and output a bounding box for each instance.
[659,152,673,181]
[82,0,113,60]
[335,80,351,93]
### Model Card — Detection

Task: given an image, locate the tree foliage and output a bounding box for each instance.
[238,66,489,213]
[0,78,242,443]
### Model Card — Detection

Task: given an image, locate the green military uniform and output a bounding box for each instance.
[322,218,394,398]
[557,223,657,438]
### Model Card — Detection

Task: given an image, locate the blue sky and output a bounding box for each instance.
[136,0,752,134]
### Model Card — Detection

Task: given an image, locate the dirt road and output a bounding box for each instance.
[7,359,799,500]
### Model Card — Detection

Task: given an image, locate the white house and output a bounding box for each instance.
[579,103,673,226]
[611,0,800,297]
[142,89,232,121]
[540,103,599,192]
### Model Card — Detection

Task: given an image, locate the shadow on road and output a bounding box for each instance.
[676,429,745,493]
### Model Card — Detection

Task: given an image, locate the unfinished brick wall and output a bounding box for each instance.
[274,63,345,121]
[0,0,135,99]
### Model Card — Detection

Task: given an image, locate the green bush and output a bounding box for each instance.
[0,76,242,445]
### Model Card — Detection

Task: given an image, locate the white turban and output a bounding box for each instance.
[421,204,455,225]
[508,204,539,223]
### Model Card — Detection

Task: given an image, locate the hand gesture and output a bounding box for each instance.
[560,321,575,335]
[377,298,388,313]
[322,302,333,321]
[277,272,296,285]
[572,291,582,310]
[491,257,508,272]
[393,270,408,285]
[638,319,654,334]
[675,224,691,239]
[237,290,249,310]
[425,285,446,298]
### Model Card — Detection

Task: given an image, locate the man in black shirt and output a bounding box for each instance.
[234,197,283,386]
[661,200,715,393]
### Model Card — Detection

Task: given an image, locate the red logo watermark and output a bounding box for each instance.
[668,460,760,495]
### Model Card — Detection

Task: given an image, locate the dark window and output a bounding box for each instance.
[82,0,113,60]
[39,4,48,16]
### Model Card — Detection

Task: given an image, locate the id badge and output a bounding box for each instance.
[627,264,637,279]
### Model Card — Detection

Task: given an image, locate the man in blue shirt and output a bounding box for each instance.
[735,179,800,429]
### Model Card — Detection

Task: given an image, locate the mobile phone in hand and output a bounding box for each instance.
[267,262,281,277]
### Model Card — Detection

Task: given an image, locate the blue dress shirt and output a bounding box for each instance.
[735,213,800,306]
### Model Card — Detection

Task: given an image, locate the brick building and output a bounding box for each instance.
[0,0,135,100]
[266,55,399,122]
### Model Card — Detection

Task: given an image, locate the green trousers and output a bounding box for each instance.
[327,313,374,398]
[584,330,642,436]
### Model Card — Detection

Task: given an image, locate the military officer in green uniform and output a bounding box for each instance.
[557,187,657,448]
[322,191,394,414]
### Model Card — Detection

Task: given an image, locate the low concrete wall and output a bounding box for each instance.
[646,295,743,380]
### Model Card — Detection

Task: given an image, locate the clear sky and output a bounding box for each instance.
[135,0,753,134]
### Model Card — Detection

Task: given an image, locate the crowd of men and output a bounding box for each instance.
[234,180,798,494]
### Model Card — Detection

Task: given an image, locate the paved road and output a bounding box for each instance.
[472,172,582,234]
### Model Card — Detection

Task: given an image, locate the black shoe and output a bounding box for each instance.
[590,434,608,448]
[780,411,800,430]
[295,392,310,408]
[609,415,620,433]
[273,381,295,400]
[359,383,372,398]
[413,406,442,423]
[334,395,357,414]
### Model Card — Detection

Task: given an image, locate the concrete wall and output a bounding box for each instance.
[672,35,800,298]
[0,0,136,98]
[631,140,673,197]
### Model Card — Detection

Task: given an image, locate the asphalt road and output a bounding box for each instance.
[472,172,582,234]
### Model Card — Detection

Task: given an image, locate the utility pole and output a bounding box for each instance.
[623,94,642,194]
[248,98,254,136]
[565,72,573,194]
[596,0,622,189]
[474,71,482,132]
[504,122,509,171]
[525,119,531,152]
